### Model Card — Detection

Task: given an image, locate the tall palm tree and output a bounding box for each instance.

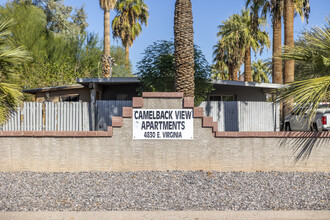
[0,19,30,124]
[174,0,195,97]
[246,0,283,84]
[284,0,310,84]
[99,0,117,77]
[112,0,149,68]
[247,0,310,84]
[213,10,270,81]
[283,0,294,85]
[251,60,271,83]
[283,0,310,117]
[236,10,270,82]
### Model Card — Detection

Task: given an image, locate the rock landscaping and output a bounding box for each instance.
[0,171,329,211]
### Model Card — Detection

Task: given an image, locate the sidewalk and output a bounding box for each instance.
[1,211,329,220]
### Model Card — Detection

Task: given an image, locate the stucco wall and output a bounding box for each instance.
[0,93,329,172]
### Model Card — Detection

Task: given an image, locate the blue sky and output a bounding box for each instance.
[1,0,330,73]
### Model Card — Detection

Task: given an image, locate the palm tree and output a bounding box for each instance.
[174,0,195,97]
[282,0,310,117]
[99,0,117,77]
[112,0,149,68]
[213,10,270,81]
[214,18,245,81]
[284,0,310,84]
[277,20,330,118]
[236,10,270,82]
[0,19,30,124]
[212,40,231,80]
[251,60,271,83]
[246,0,283,84]
[247,0,310,84]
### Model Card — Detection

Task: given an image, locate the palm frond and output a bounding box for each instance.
[276,76,330,121]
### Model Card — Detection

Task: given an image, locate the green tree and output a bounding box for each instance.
[213,10,270,81]
[0,1,131,89]
[35,0,88,37]
[174,0,195,97]
[99,0,117,78]
[276,19,330,117]
[137,40,213,105]
[251,60,271,83]
[108,45,133,77]
[0,19,30,124]
[112,0,149,67]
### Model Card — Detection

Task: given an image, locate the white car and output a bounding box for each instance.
[284,103,330,131]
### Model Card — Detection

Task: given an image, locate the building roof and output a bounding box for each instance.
[212,79,285,89]
[77,77,140,86]
[23,84,85,94]
[77,77,284,89]
[22,77,284,94]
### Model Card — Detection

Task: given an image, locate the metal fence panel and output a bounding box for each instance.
[1,102,90,131]
[200,101,279,131]
[1,100,278,132]
[96,100,132,131]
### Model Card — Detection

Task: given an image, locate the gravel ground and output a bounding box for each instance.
[0,171,329,211]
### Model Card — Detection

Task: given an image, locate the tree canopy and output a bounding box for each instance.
[112,0,149,66]
[213,10,270,81]
[0,1,132,90]
[136,40,213,105]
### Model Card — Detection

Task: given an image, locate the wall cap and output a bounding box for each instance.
[142,92,184,98]
[215,131,330,138]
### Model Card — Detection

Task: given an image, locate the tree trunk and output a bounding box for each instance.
[244,46,252,82]
[272,15,282,84]
[284,0,294,84]
[232,63,238,81]
[125,44,130,69]
[228,63,233,80]
[102,9,111,77]
[283,0,295,130]
[174,0,195,97]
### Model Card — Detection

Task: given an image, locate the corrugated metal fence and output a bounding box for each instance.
[200,101,280,131]
[1,101,279,131]
[95,100,132,131]
[0,102,90,131]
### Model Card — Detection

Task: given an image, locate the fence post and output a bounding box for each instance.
[90,86,96,131]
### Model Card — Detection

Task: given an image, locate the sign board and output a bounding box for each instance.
[133,109,193,140]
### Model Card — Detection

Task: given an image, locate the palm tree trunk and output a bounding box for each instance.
[232,63,238,81]
[228,63,233,80]
[284,0,294,84]
[125,43,129,69]
[174,0,195,97]
[244,46,252,82]
[283,0,295,128]
[272,15,282,84]
[102,9,111,77]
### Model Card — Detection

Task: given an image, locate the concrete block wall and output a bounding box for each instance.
[0,92,329,172]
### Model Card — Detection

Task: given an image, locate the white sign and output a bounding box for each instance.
[133,109,193,140]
